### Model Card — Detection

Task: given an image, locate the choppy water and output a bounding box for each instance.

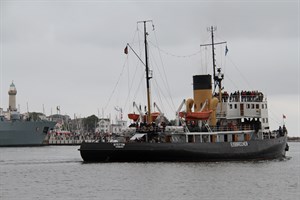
[0,143,299,200]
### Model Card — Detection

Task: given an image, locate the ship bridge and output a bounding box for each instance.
[216,92,269,131]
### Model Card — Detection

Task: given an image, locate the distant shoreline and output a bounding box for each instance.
[288,137,300,142]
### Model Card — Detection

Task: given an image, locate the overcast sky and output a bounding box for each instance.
[1,0,299,136]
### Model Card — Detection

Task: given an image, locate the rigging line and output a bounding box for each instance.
[137,25,144,61]
[226,56,253,89]
[200,45,203,74]
[132,74,146,106]
[123,74,145,115]
[152,78,165,113]
[127,49,130,99]
[127,28,140,97]
[152,31,177,110]
[147,50,172,114]
[151,49,175,110]
[154,82,172,117]
[224,73,240,91]
[214,34,228,47]
[204,46,208,74]
[268,110,282,125]
[123,71,145,115]
[267,101,284,125]
[200,45,209,74]
[219,45,223,68]
[151,76,169,115]
[107,28,141,114]
[123,61,144,112]
[123,27,145,112]
[223,46,227,74]
[153,77,176,117]
[127,44,145,66]
[148,40,202,58]
[148,33,175,114]
[269,116,281,127]
[149,44,176,112]
[123,57,133,111]
[125,29,138,108]
[103,58,127,112]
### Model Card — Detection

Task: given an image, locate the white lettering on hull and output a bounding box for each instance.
[113,143,125,148]
[230,141,248,147]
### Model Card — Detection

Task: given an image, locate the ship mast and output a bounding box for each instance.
[200,26,226,102]
[138,20,152,124]
[210,27,217,86]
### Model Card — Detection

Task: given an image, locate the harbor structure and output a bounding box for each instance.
[8,81,17,111]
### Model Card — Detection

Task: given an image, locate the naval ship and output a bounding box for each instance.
[79,23,288,162]
[0,114,56,147]
[0,82,56,147]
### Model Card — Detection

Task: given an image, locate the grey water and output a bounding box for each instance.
[0,143,299,200]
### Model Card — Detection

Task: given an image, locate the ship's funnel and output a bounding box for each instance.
[193,75,212,112]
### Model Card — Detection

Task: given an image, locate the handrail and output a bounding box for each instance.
[219,95,265,103]
[211,125,253,132]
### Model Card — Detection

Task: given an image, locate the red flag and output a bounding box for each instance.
[124,46,128,54]
[283,114,286,119]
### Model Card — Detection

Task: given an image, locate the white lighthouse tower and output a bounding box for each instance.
[8,81,17,111]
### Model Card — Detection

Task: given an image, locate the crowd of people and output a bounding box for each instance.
[129,121,167,133]
[47,131,100,142]
[215,90,264,102]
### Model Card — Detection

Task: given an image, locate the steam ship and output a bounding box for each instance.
[79,23,288,162]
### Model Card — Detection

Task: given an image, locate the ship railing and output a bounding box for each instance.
[211,125,253,132]
[220,95,265,103]
[216,112,226,118]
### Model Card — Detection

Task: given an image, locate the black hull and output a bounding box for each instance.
[79,136,287,162]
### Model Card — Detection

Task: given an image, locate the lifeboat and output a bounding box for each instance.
[143,112,160,121]
[151,112,160,121]
[179,110,212,121]
[128,113,140,121]
[129,112,160,122]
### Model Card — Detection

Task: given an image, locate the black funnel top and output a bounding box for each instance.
[193,75,212,90]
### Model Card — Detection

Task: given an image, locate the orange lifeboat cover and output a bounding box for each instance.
[179,110,212,121]
[143,112,160,121]
[128,113,140,121]
[151,112,160,121]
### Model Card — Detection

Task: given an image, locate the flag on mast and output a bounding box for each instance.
[225,45,229,56]
[124,45,128,54]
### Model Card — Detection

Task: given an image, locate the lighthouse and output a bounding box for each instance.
[8,81,17,111]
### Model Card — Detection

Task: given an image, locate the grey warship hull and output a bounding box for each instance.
[0,121,56,147]
[79,136,287,162]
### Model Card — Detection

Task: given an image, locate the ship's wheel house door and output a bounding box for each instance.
[240,104,244,116]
